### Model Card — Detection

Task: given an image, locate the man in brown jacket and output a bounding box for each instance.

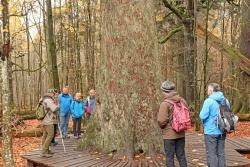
[157,80,187,167]
[40,89,59,157]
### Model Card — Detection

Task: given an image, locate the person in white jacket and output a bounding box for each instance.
[40,89,59,157]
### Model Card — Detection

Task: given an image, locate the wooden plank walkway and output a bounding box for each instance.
[22,133,250,167]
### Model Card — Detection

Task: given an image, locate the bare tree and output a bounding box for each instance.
[44,0,60,90]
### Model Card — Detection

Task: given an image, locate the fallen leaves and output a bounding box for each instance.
[0,120,42,167]
[227,122,250,138]
[0,136,41,167]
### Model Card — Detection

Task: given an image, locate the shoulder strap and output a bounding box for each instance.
[41,101,50,120]
[87,96,90,107]
[164,99,175,105]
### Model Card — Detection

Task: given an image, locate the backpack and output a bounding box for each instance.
[217,99,238,133]
[36,100,48,120]
[165,99,191,133]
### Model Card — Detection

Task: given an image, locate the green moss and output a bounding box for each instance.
[78,115,101,150]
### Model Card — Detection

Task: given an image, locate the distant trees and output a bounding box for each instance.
[161,0,196,106]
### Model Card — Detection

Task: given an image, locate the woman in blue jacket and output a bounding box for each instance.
[71,93,85,139]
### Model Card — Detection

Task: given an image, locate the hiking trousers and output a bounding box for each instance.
[51,124,58,143]
[204,134,226,167]
[72,117,82,137]
[164,137,187,167]
[42,124,54,154]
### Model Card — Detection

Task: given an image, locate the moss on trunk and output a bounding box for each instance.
[79,0,164,157]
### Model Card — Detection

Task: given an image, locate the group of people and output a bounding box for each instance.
[39,86,96,157]
[39,81,230,166]
[158,80,230,167]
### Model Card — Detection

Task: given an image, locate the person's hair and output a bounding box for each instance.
[75,92,82,98]
[89,89,95,93]
[208,83,220,92]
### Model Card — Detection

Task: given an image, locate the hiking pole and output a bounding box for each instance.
[57,116,66,153]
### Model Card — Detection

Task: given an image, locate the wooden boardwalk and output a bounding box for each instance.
[22,133,250,167]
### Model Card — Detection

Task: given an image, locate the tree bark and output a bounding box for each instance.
[82,0,163,157]
[1,0,15,166]
[183,0,196,105]
[85,0,95,91]
[238,0,250,112]
[45,0,60,90]
[240,0,250,59]
[75,0,83,92]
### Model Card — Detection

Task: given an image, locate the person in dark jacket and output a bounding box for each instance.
[71,93,85,139]
[157,80,187,167]
[50,90,59,146]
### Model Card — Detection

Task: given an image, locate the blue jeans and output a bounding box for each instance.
[60,112,70,137]
[204,134,226,167]
[164,137,187,167]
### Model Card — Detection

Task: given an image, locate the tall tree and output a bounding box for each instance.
[85,0,95,91]
[45,0,60,90]
[184,0,196,105]
[240,0,250,59]
[162,0,196,105]
[236,0,250,112]
[82,0,163,157]
[1,0,15,166]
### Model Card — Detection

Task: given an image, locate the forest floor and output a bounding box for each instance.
[0,120,250,167]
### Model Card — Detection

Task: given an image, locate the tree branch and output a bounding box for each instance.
[162,0,183,21]
[197,24,250,76]
[159,25,183,44]
[11,61,47,73]
[226,0,240,6]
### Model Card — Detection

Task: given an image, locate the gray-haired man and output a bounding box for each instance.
[40,89,59,157]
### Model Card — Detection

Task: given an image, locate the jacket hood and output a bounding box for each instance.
[209,91,225,103]
[43,95,53,100]
[164,91,181,102]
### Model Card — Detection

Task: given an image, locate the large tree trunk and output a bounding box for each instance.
[82,0,163,158]
[1,0,15,166]
[240,0,250,59]
[238,0,250,112]
[45,0,60,90]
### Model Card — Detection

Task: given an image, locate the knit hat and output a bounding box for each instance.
[161,80,175,93]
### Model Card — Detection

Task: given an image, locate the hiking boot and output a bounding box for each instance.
[48,150,55,155]
[63,135,70,139]
[50,141,58,146]
[40,153,53,158]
